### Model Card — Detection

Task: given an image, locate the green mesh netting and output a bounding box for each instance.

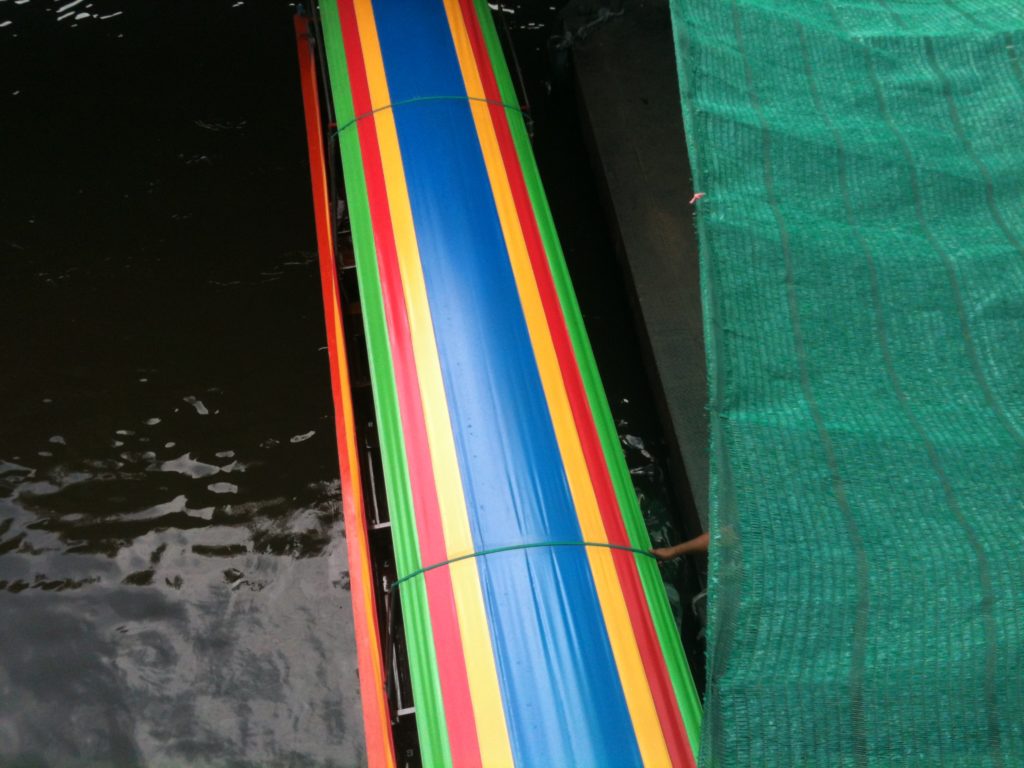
[669,1,1024,765]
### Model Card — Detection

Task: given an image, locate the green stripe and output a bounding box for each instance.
[392,540,657,591]
[473,0,703,748]
[666,1,722,755]
[337,94,524,134]
[317,6,452,766]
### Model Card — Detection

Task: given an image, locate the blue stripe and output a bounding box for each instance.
[370,1,644,765]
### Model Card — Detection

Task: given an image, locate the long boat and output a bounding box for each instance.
[294,2,701,765]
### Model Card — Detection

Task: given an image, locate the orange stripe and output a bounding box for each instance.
[441,2,673,765]
[456,2,695,764]
[293,14,396,768]
[337,2,483,763]
[349,2,514,763]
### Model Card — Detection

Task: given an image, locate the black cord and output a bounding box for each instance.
[308,5,346,277]
[496,2,535,138]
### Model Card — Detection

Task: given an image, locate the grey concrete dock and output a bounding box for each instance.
[567,0,708,529]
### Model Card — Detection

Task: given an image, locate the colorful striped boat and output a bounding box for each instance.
[296,2,701,765]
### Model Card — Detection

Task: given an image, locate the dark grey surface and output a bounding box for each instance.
[569,0,709,528]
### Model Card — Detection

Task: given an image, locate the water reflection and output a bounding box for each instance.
[2,0,364,763]
[0,307,364,765]
[0,530,358,766]
[1,421,364,766]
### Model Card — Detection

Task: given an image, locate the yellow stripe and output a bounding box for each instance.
[352,2,514,764]
[442,2,672,764]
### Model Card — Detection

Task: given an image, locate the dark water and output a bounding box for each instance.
[1,2,696,765]
[2,2,363,765]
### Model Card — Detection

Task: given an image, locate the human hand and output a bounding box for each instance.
[650,547,677,562]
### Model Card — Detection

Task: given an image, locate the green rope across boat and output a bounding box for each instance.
[336,94,525,135]
[389,540,656,591]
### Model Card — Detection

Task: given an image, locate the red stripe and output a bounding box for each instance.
[457,3,695,764]
[295,15,396,767]
[338,3,482,764]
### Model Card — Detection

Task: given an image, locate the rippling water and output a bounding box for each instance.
[2,2,364,764]
[0,301,363,766]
